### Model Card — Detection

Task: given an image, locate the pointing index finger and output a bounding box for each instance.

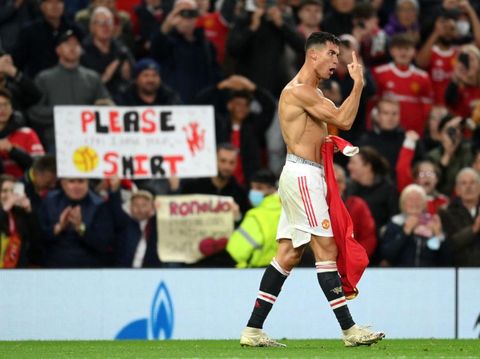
[351,51,358,65]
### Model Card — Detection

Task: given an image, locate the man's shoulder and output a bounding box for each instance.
[21,19,44,33]
[77,66,102,81]
[36,66,61,81]
[281,82,317,103]
[411,66,430,79]
[373,63,392,75]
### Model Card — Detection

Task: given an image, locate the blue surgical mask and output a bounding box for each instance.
[248,190,264,207]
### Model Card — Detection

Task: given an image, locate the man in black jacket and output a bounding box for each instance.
[226,0,305,97]
[0,52,42,113]
[150,0,220,103]
[181,143,251,219]
[194,75,276,185]
[38,178,115,267]
[439,167,480,266]
[117,58,181,106]
[12,0,83,79]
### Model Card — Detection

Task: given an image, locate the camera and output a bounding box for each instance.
[446,126,457,142]
[179,9,199,18]
[266,0,277,8]
[117,51,128,62]
[356,20,366,29]
[458,52,470,69]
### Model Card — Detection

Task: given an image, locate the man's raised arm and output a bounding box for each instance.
[293,52,364,131]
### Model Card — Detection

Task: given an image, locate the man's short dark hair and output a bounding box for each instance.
[305,31,340,51]
[250,169,277,187]
[0,88,12,102]
[353,1,376,20]
[388,33,416,49]
[32,155,57,174]
[217,142,238,153]
[358,146,390,177]
[298,0,323,10]
[228,90,253,103]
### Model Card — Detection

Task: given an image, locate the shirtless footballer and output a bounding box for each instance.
[239,32,385,348]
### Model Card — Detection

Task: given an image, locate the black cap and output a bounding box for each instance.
[298,0,323,10]
[438,114,457,131]
[56,29,78,47]
[439,8,461,20]
[250,169,277,187]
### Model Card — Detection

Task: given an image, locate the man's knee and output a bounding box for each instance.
[276,243,304,271]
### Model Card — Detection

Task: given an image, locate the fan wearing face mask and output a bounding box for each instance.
[226,169,280,268]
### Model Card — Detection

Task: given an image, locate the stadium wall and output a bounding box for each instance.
[0,268,479,340]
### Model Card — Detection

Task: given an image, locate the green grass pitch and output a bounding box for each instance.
[1,339,479,358]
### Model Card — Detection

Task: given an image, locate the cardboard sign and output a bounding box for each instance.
[156,194,234,263]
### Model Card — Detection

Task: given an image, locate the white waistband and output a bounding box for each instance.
[286,154,323,169]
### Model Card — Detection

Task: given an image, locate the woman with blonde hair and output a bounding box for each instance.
[378,184,449,267]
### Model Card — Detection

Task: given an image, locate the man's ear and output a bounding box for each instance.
[307,48,317,61]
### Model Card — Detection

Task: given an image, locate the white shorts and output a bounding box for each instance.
[276,154,333,248]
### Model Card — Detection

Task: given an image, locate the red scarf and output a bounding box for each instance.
[0,212,21,268]
[322,136,369,299]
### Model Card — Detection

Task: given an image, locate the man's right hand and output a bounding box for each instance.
[161,1,192,33]
[217,75,256,91]
[472,215,480,234]
[347,51,364,86]
[101,60,120,83]
[0,55,18,78]
[54,206,72,235]
[404,215,419,235]
[250,7,265,31]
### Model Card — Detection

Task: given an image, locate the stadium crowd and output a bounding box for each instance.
[0,0,480,269]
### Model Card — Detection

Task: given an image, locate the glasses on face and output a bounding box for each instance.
[93,19,114,26]
[417,171,436,178]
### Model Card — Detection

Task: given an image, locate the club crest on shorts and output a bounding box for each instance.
[321,219,330,230]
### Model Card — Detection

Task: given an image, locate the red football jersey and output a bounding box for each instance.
[322,137,369,299]
[448,85,480,118]
[373,63,433,136]
[428,45,457,106]
[196,12,229,64]
[1,127,45,178]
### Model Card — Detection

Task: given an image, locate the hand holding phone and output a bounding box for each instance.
[13,182,25,197]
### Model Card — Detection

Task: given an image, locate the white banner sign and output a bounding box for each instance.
[0,268,464,340]
[458,269,480,338]
[54,106,216,179]
[156,194,234,264]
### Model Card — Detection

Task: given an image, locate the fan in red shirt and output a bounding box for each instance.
[195,0,235,65]
[445,44,480,118]
[415,11,462,106]
[0,88,44,179]
[372,34,433,136]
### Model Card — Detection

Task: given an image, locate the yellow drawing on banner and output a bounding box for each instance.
[73,146,99,172]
